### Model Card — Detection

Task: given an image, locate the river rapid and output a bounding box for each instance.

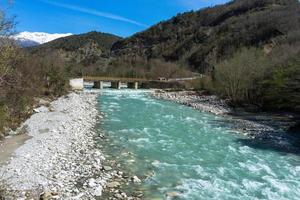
[96,89,300,200]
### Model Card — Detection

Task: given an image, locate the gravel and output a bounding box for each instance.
[152,90,232,115]
[0,91,111,199]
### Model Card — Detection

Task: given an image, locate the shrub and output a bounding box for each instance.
[214,47,270,103]
[0,104,7,131]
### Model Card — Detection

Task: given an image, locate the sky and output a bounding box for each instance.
[0,0,228,37]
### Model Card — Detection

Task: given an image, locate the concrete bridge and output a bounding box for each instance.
[83,76,147,89]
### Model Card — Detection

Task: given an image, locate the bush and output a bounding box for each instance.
[0,42,70,131]
[262,58,300,111]
[214,47,270,103]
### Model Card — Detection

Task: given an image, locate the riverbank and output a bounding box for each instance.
[0,91,111,199]
[151,90,232,115]
[152,90,299,138]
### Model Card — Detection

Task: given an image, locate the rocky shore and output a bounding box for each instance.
[0,92,112,199]
[152,90,232,115]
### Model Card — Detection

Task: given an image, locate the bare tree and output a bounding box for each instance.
[0,39,18,86]
[214,48,270,103]
[0,5,15,36]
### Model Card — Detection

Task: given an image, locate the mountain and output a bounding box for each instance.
[29,31,121,75]
[111,0,300,73]
[13,31,73,47]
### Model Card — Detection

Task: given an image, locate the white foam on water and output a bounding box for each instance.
[175,176,300,200]
[117,128,138,135]
[239,161,277,177]
[228,145,237,152]
[242,179,265,192]
[185,117,198,122]
[128,138,150,144]
[295,166,300,172]
[174,178,220,199]
[262,176,292,193]
[239,145,254,154]
[218,167,225,176]
[162,114,175,119]
[108,104,121,109]
[110,118,121,122]
[109,102,119,105]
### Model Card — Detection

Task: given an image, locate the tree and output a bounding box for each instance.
[214,48,270,103]
[0,39,19,86]
[148,59,191,79]
[0,4,15,86]
[0,6,16,130]
[0,3,14,36]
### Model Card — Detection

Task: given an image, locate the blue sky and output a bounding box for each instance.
[0,0,228,37]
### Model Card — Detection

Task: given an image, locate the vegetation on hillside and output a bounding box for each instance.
[30,31,121,77]
[106,56,193,79]
[112,0,300,72]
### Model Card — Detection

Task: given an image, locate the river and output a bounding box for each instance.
[96,89,300,200]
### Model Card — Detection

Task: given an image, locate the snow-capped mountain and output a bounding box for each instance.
[12,31,73,47]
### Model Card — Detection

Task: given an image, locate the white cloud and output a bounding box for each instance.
[38,0,147,27]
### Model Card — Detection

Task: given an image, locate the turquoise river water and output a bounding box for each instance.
[96,90,300,200]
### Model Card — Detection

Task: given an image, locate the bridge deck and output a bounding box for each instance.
[83,76,147,82]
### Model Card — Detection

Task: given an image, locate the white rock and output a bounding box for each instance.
[93,186,103,197]
[132,176,141,183]
[88,178,97,188]
[33,106,49,113]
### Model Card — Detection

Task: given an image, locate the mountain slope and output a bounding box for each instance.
[13,31,72,47]
[30,31,121,75]
[111,0,300,73]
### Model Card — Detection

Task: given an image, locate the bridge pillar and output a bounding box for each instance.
[127,82,139,89]
[111,81,121,89]
[93,81,103,89]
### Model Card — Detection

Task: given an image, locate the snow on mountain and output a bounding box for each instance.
[12,31,73,47]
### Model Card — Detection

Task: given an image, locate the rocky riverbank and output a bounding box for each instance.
[152,90,232,115]
[0,92,113,199]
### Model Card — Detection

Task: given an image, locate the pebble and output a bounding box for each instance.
[93,186,103,197]
[88,178,97,188]
[0,92,111,199]
[107,182,120,188]
[103,166,113,171]
[166,191,180,198]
